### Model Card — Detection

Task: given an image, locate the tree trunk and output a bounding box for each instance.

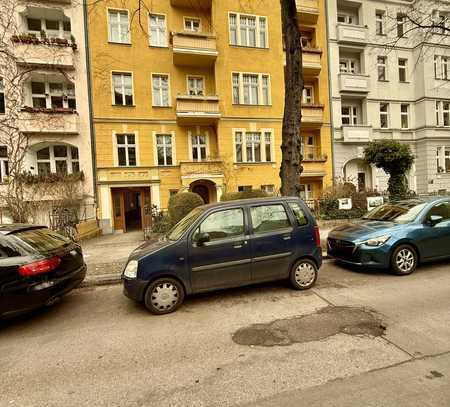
[280,0,303,196]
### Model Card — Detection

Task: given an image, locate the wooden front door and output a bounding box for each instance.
[112,189,125,231]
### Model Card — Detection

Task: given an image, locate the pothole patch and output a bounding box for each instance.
[232,306,386,347]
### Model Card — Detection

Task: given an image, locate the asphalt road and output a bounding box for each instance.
[1,260,450,407]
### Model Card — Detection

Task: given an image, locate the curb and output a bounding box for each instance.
[80,274,122,288]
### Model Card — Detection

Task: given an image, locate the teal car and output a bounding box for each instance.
[327,197,450,275]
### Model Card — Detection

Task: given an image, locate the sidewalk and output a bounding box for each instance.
[81,230,147,286]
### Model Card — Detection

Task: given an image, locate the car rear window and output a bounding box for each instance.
[11,228,71,252]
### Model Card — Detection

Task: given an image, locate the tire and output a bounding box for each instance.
[289,259,318,290]
[390,245,418,275]
[144,278,185,315]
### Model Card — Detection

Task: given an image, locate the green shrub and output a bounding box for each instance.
[151,213,172,234]
[221,189,269,202]
[168,192,204,224]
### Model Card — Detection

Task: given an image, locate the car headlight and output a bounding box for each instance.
[123,260,138,279]
[362,235,391,247]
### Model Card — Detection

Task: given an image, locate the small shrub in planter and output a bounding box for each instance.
[168,192,204,225]
[221,189,269,202]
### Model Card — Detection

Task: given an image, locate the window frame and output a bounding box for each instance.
[398,58,408,82]
[231,72,271,106]
[377,56,387,81]
[375,11,384,35]
[339,58,359,74]
[36,144,79,176]
[187,75,205,96]
[400,103,410,129]
[149,13,167,47]
[341,104,359,126]
[30,80,76,110]
[379,102,389,128]
[116,133,137,167]
[0,77,5,115]
[228,12,268,49]
[302,86,314,104]
[107,8,130,44]
[249,203,293,235]
[111,72,134,106]
[151,73,171,107]
[0,146,8,183]
[189,132,209,162]
[233,129,274,164]
[154,133,175,166]
[183,16,201,32]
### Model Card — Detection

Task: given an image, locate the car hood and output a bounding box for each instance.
[328,219,401,242]
[129,237,175,260]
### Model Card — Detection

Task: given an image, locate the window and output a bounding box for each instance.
[339,58,359,74]
[0,146,8,183]
[152,74,170,106]
[116,134,136,166]
[184,17,200,32]
[447,148,450,173]
[435,11,450,34]
[235,131,273,163]
[375,11,384,35]
[108,9,129,43]
[398,59,407,82]
[229,13,268,48]
[300,32,313,48]
[149,14,167,46]
[156,134,173,166]
[427,202,450,222]
[301,135,316,160]
[238,185,252,192]
[436,101,450,126]
[434,55,449,80]
[187,76,204,96]
[380,103,389,128]
[337,14,355,24]
[397,13,406,37]
[27,18,41,33]
[261,184,274,195]
[300,184,313,200]
[250,204,291,234]
[232,73,270,105]
[289,202,308,226]
[0,78,4,114]
[302,86,314,104]
[341,105,358,125]
[377,56,387,81]
[112,73,133,106]
[30,81,75,109]
[400,104,409,129]
[436,147,450,173]
[191,134,207,161]
[195,209,244,242]
[36,145,79,175]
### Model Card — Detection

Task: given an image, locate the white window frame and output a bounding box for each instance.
[26,16,71,40]
[228,12,268,48]
[301,134,316,160]
[187,76,205,96]
[341,104,359,126]
[0,146,8,182]
[435,55,450,80]
[437,101,450,127]
[337,14,355,25]
[231,72,271,106]
[437,146,450,173]
[108,8,130,44]
[398,58,408,82]
[261,184,274,194]
[377,56,387,81]
[190,133,208,161]
[36,145,79,175]
[149,13,167,47]
[379,102,389,128]
[300,184,313,200]
[154,133,175,166]
[339,58,359,74]
[400,104,410,129]
[375,11,384,35]
[152,73,170,107]
[116,133,137,167]
[183,16,201,32]
[397,13,407,37]
[111,72,134,106]
[30,80,76,109]
[233,129,274,163]
[302,86,314,104]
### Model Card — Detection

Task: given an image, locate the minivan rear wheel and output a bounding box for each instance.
[144,278,185,315]
[390,245,417,275]
[290,259,318,290]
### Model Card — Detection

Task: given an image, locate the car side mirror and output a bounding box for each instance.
[196,232,210,246]
[427,215,444,227]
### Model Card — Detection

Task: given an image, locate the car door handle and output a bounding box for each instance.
[233,240,248,248]
[282,235,291,241]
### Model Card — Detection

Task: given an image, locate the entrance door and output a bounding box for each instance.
[141,188,152,230]
[358,172,366,191]
[192,184,209,204]
[112,187,150,232]
[112,189,125,231]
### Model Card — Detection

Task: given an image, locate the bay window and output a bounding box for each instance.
[30,81,76,110]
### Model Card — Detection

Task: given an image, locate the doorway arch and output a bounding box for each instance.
[190,179,217,204]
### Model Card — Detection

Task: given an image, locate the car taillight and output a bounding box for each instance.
[18,256,61,277]
[314,226,321,248]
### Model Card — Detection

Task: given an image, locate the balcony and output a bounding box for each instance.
[176,95,221,125]
[342,125,372,143]
[302,146,328,162]
[302,48,322,76]
[172,32,218,67]
[302,104,324,127]
[180,160,224,179]
[12,36,75,69]
[19,108,79,135]
[339,73,370,93]
[296,0,319,24]
[337,24,368,45]
[170,0,211,7]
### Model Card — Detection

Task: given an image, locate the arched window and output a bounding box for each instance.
[36,145,79,176]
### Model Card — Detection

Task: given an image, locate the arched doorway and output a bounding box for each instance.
[343,158,373,191]
[190,180,217,204]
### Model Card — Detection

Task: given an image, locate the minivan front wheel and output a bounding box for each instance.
[144,278,185,315]
[391,245,417,275]
[290,259,318,290]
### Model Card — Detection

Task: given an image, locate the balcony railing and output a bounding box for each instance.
[176,95,221,125]
[296,0,319,23]
[172,32,218,66]
[302,104,324,126]
[337,24,368,44]
[180,160,223,177]
[19,107,79,134]
[342,125,372,143]
[339,72,370,93]
[302,146,328,162]
[12,35,75,69]
[302,48,322,75]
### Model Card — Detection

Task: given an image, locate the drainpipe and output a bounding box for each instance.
[324,0,336,183]
[82,0,98,212]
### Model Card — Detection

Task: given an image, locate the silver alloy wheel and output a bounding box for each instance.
[294,262,316,287]
[150,282,179,311]
[396,248,415,273]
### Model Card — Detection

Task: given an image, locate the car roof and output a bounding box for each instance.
[0,224,46,235]
[199,196,301,211]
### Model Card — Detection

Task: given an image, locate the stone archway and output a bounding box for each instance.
[343,158,373,192]
[190,179,217,204]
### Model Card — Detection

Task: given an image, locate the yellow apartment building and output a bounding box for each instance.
[87,0,332,233]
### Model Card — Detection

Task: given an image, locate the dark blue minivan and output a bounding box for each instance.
[122,197,322,314]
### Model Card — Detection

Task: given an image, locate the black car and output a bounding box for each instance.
[0,224,86,319]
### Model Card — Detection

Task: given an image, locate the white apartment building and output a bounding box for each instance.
[327,0,450,194]
[1,0,96,229]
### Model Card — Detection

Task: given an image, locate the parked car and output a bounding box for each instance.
[327,197,450,275]
[123,197,322,314]
[0,225,86,319]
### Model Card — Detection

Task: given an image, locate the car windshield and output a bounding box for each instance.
[362,202,427,224]
[11,228,71,253]
[167,207,204,241]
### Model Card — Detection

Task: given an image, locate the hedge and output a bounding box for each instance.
[168,192,204,225]
[221,189,269,202]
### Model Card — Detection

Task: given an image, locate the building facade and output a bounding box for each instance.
[327,0,450,194]
[1,0,95,227]
[88,0,333,233]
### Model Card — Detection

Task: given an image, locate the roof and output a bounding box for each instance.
[199,196,301,210]
[0,224,46,235]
